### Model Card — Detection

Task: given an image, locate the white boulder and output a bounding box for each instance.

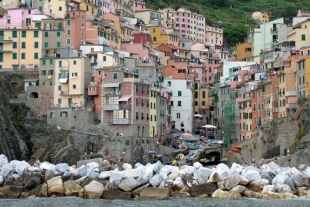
[244,170,262,182]
[39,162,56,171]
[84,181,104,199]
[262,185,276,194]
[118,177,140,191]
[122,163,133,170]
[123,168,142,178]
[1,163,13,177]
[0,154,8,167]
[56,163,69,173]
[16,161,30,175]
[99,171,112,180]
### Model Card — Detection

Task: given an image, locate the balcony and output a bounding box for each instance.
[119,104,131,109]
[0,36,12,42]
[270,28,278,33]
[123,78,140,82]
[108,118,131,124]
[0,46,12,52]
[289,103,298,109]
[88,86,99,96]
[135,59,155,67]
[211,89,218,96]
[285,91,297,97]
[103,91,121,96]
[103,104,119,110]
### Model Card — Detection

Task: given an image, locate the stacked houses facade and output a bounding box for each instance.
[1,1,225,137]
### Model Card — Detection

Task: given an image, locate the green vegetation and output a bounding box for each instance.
[147,0,310,46]
[292,121,307,150]
[9,103,30,135]
[125,139,130,145]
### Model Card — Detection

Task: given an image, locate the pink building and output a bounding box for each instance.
[0,8,41,29]
[64,10,87,50]
[133,0,146,11]
[121,32,153,59]
[88,69,150,136]
[191,43,221,86]
[174,8,191,39]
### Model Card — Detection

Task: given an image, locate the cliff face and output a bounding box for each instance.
[0,74,30,160]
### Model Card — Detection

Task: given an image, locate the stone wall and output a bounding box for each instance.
[238,115,298,162]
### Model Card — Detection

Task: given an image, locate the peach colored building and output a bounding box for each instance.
[205,25,223,49]
[156,44,190,60]
[133,0,146,11]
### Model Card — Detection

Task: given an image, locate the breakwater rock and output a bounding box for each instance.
[1,154,310,200]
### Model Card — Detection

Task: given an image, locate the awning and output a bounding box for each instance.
[103,83,120,87]
[119,95,132,102]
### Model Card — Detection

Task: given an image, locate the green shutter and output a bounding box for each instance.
[103,56,106,61]
[12,31,17,38]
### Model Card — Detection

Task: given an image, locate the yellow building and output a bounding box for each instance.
[42,0,67,18]
[53,57,91,106]
[236,42,253,61]
[0,29,41,71]
[141,25,179,48]
[149,87,157,137]
[251,11,269,23]
[73,0,99,15]
[288,19,310,50]
[304,56,310,97]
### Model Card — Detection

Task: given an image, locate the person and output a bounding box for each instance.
[120,152,125,162]
[261,158,265,166]
[116,132,119,136]
[287,148,290,156]
[90,151,93,159]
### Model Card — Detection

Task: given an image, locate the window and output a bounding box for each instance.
[57,31,60,37]
[178,101,181,106]
[28,9,31,14]
[103,56,106,61]
[57,42,61,47]
[44,42,48,48]
[12,53,17,59]
[81,23,84,28]
[21,53,25,59]
[171,101,173,106]
[67,30,71,35]
[66,39,71,45]
[178,91,182,96]
[168,81,171,86]
[73,60,76,65]
[135,85,139,92]
[67,20,71,26]
[73,84,76,89]
[42,60,46,65]
[21,42,26,48]
[202,101,205,106]
[13,42,17,48]
[72,72,77,77]
[34,53,38,59]
[302,34,306,41]
[58,61,62,67]
[153,37,157,41]
[42,82,45,86]
[7,19,10,24]
[34,31,38,37]
[202,91,206,98]
[49,81,53,86]
[44,32,48,37]
[113,73,118,79]
[12,31,17,38]
[21,31,26,38]
[59,6,62,11]
[177,113,181,119]
[34,42,38,48]
[58,98,62,104]
[49,59,53,65]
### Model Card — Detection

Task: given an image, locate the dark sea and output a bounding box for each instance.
[1,197,310,207]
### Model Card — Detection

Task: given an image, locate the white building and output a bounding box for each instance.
[164,78,194,133]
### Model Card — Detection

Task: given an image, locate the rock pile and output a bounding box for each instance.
[1,154,310,200]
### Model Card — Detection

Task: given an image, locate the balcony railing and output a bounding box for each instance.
[119,104,131,109]
[285,91,297,97]
[123,78,140,82]
[108,118,131,124]
[211,89,218,96]
[103,104,119,110]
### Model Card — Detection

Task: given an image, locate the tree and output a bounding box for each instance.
[223,23,249,47]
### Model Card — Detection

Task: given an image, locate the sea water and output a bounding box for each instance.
[1,197,310,207]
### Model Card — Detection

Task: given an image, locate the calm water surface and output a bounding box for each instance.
[1,197,310,207]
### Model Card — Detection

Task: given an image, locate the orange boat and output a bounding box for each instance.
[230,145,242,153]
